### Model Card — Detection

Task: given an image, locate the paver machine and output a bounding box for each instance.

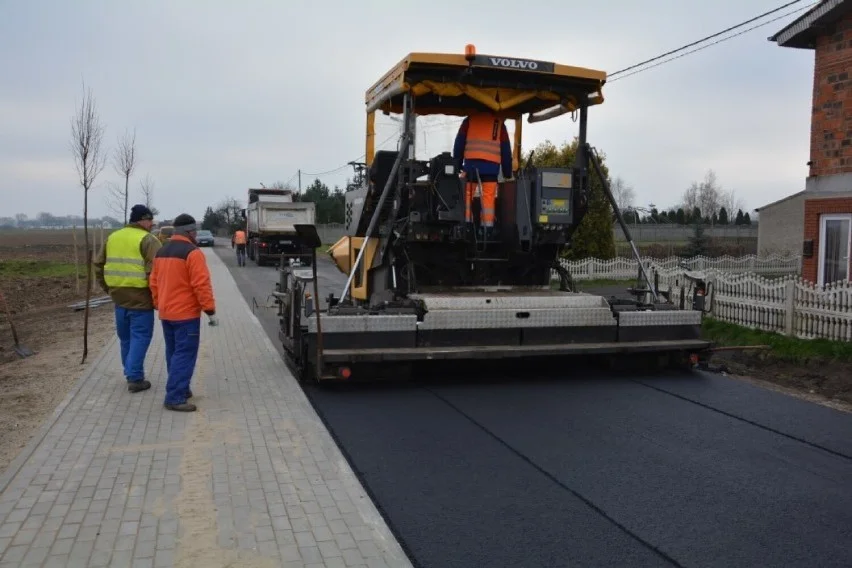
[275,45,711,382]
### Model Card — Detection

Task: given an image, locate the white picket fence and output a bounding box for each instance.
[550,254,851,342]
[559,254,802,281]
[651,268,852,342]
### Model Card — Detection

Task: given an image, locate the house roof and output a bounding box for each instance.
[769,0,852,49]
[755,190,806,212]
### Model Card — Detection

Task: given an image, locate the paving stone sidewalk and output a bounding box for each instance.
[0,248,412,568]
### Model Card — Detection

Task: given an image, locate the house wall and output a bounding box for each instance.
[802,195,852,283]
[757,193,806,255]
[810,11,852,178]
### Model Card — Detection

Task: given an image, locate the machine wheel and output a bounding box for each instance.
[283,348,311,384]
[298,360,314,383]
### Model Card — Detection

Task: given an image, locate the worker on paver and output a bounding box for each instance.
[232,228,247,267]
[149,213,217,412]
[453,110,513,236]
[94,204,162,393]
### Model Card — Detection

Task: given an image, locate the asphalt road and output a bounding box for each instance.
[213,240,852,568]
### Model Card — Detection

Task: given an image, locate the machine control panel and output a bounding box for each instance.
[534,168,576,226]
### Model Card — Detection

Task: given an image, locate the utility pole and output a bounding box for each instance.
[298,169,301,194]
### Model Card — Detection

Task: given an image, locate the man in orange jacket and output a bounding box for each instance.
[453,110,513,236]
[149,213,216,412]
[232,228,247,267]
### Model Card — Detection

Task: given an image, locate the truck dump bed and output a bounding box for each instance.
[248,202,316,234]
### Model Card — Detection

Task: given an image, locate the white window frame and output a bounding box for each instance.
[818,213,852,287]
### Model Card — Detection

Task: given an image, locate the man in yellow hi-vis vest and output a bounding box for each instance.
[94,205,162,392]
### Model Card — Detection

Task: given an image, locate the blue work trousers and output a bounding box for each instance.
[162,318,201,405]
[114,306,154,382]
[235,244,246,266]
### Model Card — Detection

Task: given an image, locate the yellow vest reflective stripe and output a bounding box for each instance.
[104,227,149,288]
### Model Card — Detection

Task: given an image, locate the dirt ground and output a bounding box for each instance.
[0,306,114,473]
[707,350,852,412]
[0,229,115,474]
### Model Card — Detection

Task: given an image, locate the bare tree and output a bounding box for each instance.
[698,170,722,222]
[215,197,244,231]
[719,187,746,218]
[105,180,127,219]
[112,128,137,224]
[70,82,107,364]
[681,169,726,222]
[271,180,297,191]
[681,181,701,215]
[609,176,636,214]
[138,174,159,216]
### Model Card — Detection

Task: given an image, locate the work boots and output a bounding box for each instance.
[128,380,151,393]
[164,402,197,412]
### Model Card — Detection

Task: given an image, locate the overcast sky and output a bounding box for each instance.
[0,0,816,222]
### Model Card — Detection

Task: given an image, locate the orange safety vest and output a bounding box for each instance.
[233,230,247,245]
[463,113,502,163]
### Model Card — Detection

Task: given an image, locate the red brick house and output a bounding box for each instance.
[760,0,852,285]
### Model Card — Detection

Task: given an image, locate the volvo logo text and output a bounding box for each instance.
[489,57,538,70]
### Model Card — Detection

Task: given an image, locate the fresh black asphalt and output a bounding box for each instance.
[213,240,852,568]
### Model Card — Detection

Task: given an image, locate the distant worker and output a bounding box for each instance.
[453,110,513,235]
[149,214,217,412]
[94,204,161,393]
[232,228,247,267]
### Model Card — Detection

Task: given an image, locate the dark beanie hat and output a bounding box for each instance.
[129,204,154,223]
[173,213,197,234]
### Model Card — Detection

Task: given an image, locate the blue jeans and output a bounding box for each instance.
[235,244,246,266]
[114,306,154,382]
[162,318,201,405]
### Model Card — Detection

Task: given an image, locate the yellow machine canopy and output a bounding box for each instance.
[363,44,608,169]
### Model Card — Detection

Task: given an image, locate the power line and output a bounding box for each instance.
[608,2,816,83]
[298,130,401,180]
[300,163,351,177]
[609,0,807,78]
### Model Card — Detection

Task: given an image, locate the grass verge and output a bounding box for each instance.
[0,260,78,278]
[701,317,852,364]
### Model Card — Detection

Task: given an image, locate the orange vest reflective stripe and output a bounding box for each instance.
[463,114,501,163]
[234,230,247,244]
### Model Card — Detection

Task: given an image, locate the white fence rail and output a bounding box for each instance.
[552,254,850,342]
[559,254,801,281]
[652,269,852,342]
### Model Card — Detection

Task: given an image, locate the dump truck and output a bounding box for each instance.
[275,45,712,382]
[154,224,173,244]
[245,187,316,266]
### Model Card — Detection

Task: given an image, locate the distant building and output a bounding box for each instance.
[759,0,852,285]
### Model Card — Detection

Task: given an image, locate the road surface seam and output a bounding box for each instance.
[632,380,852,461]
[424,387,685,568]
